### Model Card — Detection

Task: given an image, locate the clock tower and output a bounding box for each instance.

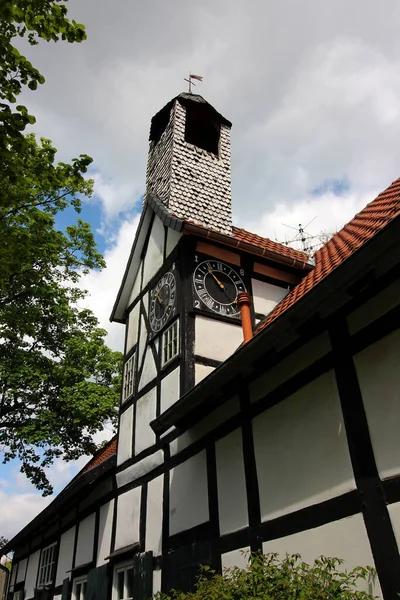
[111,92,310,468]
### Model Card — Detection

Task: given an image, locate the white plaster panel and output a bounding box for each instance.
[138,348,157,391]
[25,550,40,598]
[160,367,180,413]
[75,514,95,567]
[216,429,248,534]
[195,316,242,362]
[262,514,381,597]
[115,487,141,550]
[254,371,355,522]
[137,315,148,371]
[117,405,133,466]
[170,397,240,457]
[249,332,331,404]
[116,451,164,488]
[166,229,182,257]
[347,278,400,334]
[195,363,214,385]
[153,569,162,595]
[135,388,157,454]
[221,547,250,571]
[388,502,400,550]
[143,216,164,287]
[169,451,209,535]
[251,279,287,316]
[55,526,75,585]
[128,264,142,306]
[126,302,140,352]
[142,292,149,318]
[53,596,61,600]
[146,475,164,555]
[10,563,17,586]
[16,557,27,583]
[97,500,114,566]
[355,329,400,480]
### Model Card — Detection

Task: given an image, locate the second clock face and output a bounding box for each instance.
[149,270,177,332]
[193,257,246,317]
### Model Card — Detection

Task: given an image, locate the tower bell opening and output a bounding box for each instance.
[184,102,220,155]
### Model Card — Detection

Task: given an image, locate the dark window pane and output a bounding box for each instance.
[126,567,134,599]
[117,571,124,600]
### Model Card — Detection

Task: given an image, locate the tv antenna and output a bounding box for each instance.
[277,217,333,257]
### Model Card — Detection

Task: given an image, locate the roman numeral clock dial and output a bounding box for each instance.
[149,270,177,333]
[192,256,246,318]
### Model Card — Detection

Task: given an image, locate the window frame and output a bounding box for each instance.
[122,352,135,402]
[161,319,180,368]
[72,575,88,600]
[37,542,57,587]
[112,561,134,600]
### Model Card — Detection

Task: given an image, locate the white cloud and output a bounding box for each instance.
[79,213,141,351]
[17,0,400,242]
[90,172,141,220]
[0,490,52,540]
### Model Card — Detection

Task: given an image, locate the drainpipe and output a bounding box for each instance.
[237,292,253,343]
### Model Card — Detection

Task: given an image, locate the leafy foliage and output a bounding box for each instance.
[0,134,123,495]
[0,537,9,551]
[158,553,377,600]
[0,0,86,169]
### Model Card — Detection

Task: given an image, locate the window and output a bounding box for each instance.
[13,593,21,600]
[73,576,87,600]
[113,563,134,600]
[38,542,57,587]
[122,353,135,402]
[162,320,179,367]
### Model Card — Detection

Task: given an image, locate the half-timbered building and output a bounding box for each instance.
[4,92,400,600]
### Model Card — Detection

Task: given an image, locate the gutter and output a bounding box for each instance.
[182,222,313,271]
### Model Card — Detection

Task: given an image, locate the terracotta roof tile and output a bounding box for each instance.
[82,437,117,474]
[258,177,400,332]
[232,227,309,263]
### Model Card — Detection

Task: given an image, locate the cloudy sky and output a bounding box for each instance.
[3,0,400,542]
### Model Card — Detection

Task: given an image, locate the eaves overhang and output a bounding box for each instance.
[150,215,400,436]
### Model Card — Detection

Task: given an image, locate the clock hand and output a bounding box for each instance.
[155,292,164,305]
[208,268,224,289]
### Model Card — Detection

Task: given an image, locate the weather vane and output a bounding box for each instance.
[184,73,203,93]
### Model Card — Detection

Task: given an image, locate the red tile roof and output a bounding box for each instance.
[82,437,117,474]
[258,177,400,332]
[232,227,309,263]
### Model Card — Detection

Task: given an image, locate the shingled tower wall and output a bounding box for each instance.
[146,93,233,235]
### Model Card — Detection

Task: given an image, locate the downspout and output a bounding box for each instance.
[237,292,253,343]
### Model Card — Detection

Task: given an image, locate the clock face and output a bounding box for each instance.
[193,257,246,317]
[149,270,177,332]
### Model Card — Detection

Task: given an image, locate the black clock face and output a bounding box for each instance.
[149,270,177,332]
[193,257,246,317]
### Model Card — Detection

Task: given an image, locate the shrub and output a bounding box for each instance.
[157,552,377,600]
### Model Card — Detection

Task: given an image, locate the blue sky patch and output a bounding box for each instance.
[311,177,351,197]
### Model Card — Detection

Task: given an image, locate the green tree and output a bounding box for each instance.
[0,0,86,170]
[158,553,377,600]
[0,134,123,496]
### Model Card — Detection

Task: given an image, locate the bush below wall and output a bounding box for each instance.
[157,552,377,600]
